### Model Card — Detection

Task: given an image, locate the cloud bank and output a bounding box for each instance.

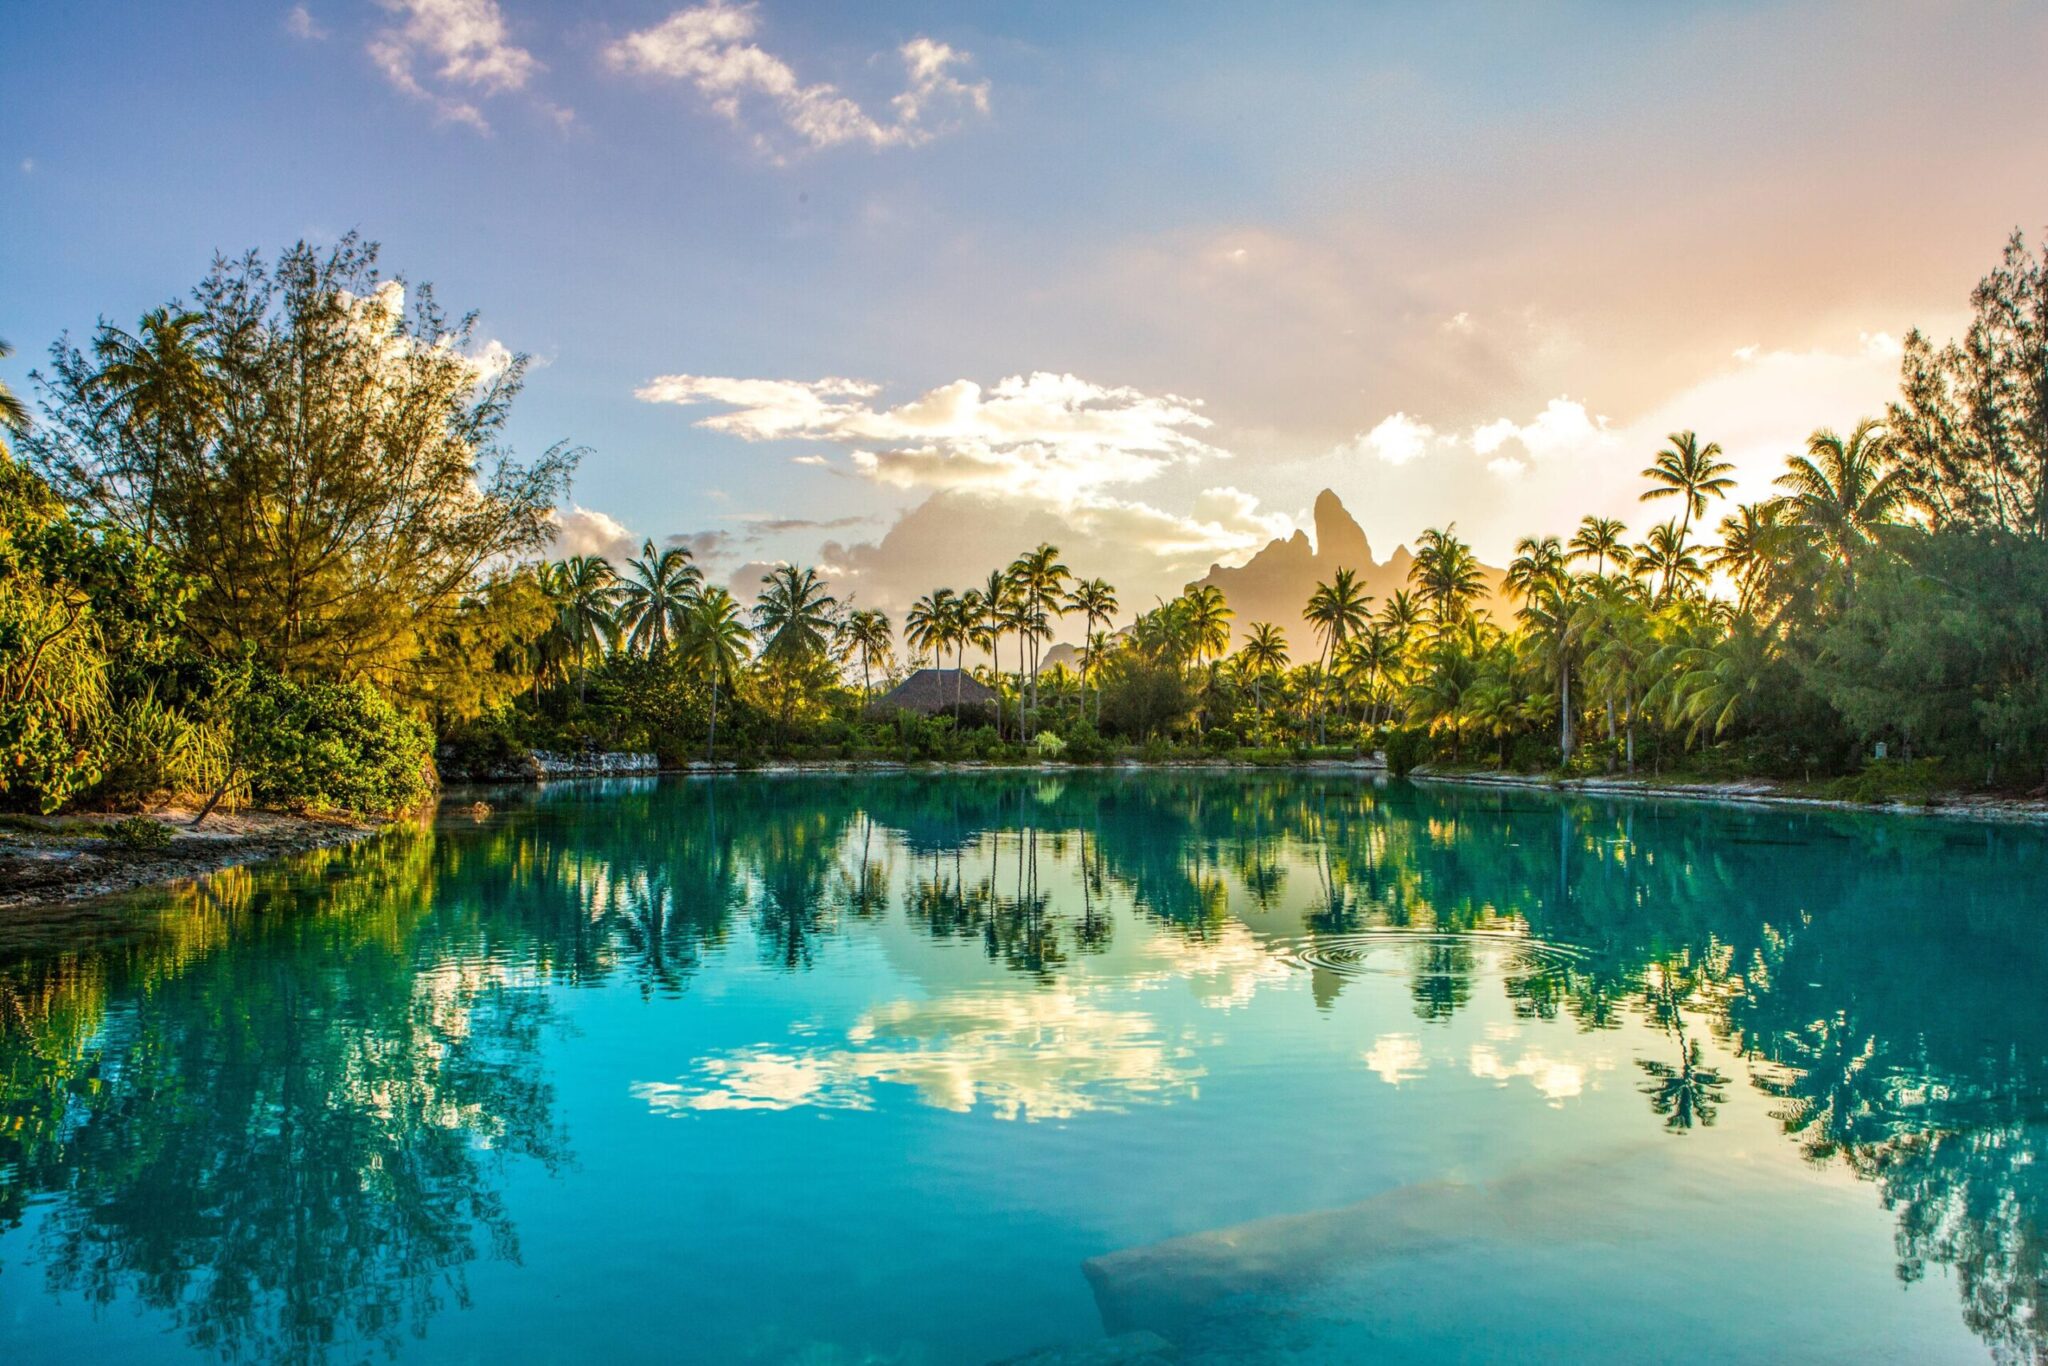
[635,369,1295,612]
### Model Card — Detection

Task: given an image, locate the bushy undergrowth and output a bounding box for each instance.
[97,813,174,849]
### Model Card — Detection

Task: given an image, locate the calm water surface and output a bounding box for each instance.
[2,773,2044,1364]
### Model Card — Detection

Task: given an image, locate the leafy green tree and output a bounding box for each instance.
[1890,229,2048,539]
[23,236,578,706]
[0,449,190,811]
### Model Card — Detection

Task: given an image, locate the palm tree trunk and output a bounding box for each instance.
[1559,649,1573,761]
[707,679,720,761]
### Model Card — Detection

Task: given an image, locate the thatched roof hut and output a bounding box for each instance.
[872,668,997,715]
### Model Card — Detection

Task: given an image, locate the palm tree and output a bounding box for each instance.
[555,555,618,700]
[1377,588,1423,641]
[0,339,29,444]
[1182,584,1233,668]
[1773,418,1908,598]
[1347,622,1400,727]
[1505,534,1567,599]
[1235,622,1288,719]
[755,564,840,740]
[90,308,216,547]
[754,564,839,662]
[680,587,749,760]
[942,588,977,718]
[842,608,894,703]
[1409,525,1484,627]
[1640,431,1735,593]
[903,589,954,670]
[1663,618,1777,742]
[1011,543,1070,731]
[1707,503,1781,615]
[1634,520,1706,602]
[1303,567,1372,743]
[1567,516,1631,578]
[1065,577,1118,722]
[615,539,703,655]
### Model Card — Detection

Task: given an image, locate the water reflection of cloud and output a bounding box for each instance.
[1363,1033,1425,1085]
[634,990,1200,1122]
[1469,1044,1586,1105]
[1133,922,1298,1010]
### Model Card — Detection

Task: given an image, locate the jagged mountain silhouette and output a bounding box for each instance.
[1188,489,1508,649]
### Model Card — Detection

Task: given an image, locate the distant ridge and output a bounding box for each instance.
[1188,489,1508,649]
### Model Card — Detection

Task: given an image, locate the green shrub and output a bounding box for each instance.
[98,814,174,850]
[1033,730,1068,759]
[229,668,435,817]
[1385,726,1431,778]
[1058,720,1110,763]
[1824,757,1951,805]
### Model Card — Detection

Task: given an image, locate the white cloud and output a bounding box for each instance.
[647,368,1297,615]
[1063,486,1292,561]
[1459,397,1614,479]
[369,0,545,133]
[638,370,1221,502]
[1470,396,1612,464]
[1354,411,1437,466]
[285,5,328,41]
[464,337,517,385]
[548,505,639,562]
[604,1,989,158]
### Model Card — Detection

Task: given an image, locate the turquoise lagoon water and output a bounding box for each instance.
[1,772,2044,1364]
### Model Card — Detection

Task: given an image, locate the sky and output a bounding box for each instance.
[6,0,2047,620]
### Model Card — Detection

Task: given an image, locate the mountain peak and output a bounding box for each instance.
[1311,489,1372,570]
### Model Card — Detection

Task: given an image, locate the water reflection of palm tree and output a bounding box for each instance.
[1635,953,1731,1132]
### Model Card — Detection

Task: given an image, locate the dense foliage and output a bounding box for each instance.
[4,241,572,818]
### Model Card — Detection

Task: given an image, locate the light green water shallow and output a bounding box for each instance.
[1,772,2044,1364]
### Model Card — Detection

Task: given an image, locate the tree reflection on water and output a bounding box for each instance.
[1,773,2044,1361]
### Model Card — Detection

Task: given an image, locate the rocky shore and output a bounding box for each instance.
[0,807,387,911]
[1408,767,2048,825]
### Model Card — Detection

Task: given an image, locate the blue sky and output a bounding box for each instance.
[7,1,2046,613]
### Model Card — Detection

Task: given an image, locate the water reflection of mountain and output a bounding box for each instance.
[2,773,2044,1362]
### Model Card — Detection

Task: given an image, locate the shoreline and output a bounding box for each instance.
[0,807,388,912]
[12,758,2045,912]
[1405,767,2048,825]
